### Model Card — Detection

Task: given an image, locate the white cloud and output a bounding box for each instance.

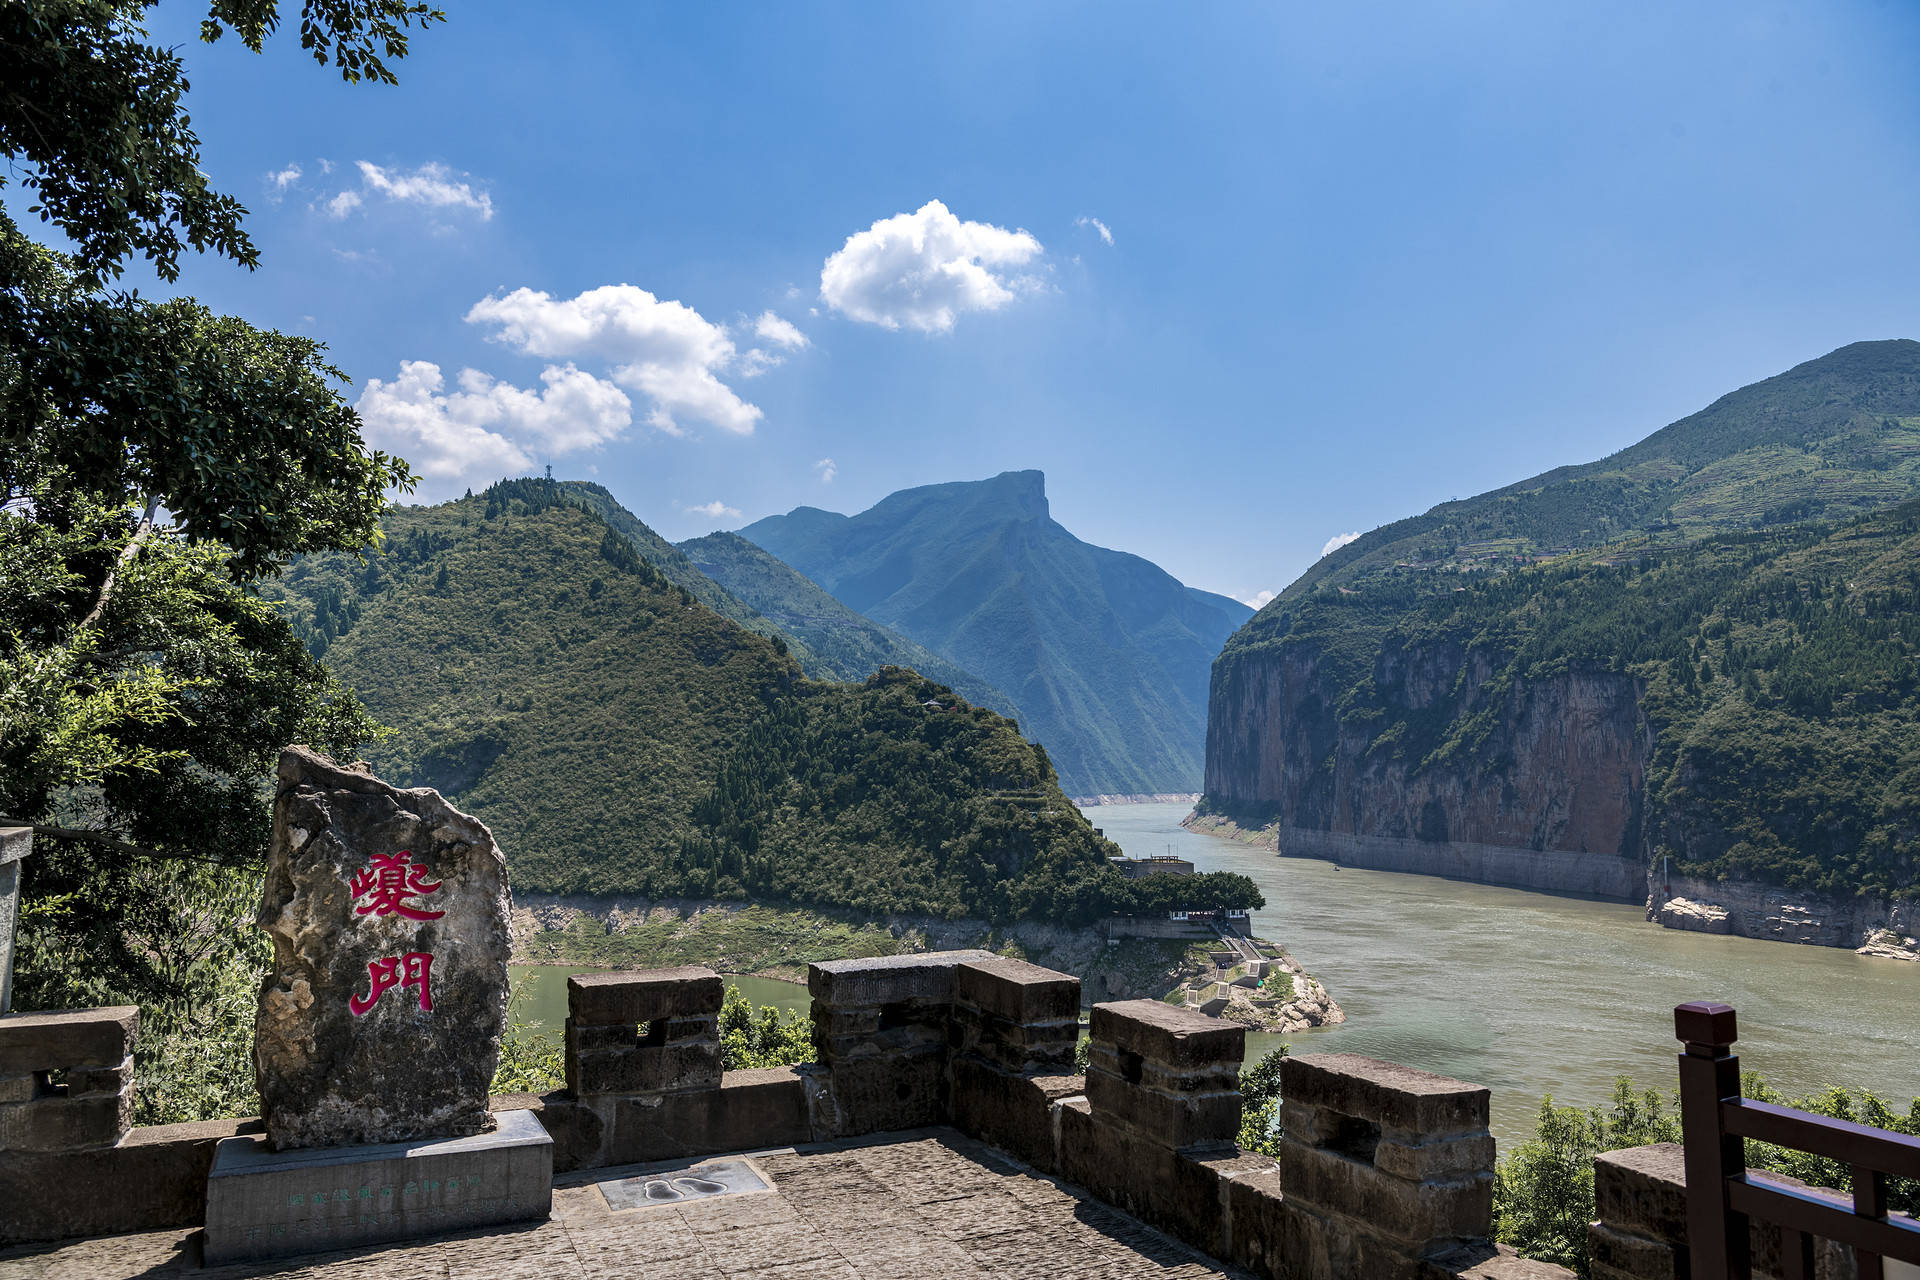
[354,359,631,497]
[1234,589,1277,609]
[814,458,837,484]
[754,311,809,350]
[1075,215,1114,246]
[323,161,493,221]
[1321,531,1363,559]
[682,500,742,520]
[267,164,303,195]
[466,284,763,436]
[819,199,1044,333]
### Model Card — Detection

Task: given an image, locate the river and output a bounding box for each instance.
[508,803,1920,1146]
[1089,803,1920,1144]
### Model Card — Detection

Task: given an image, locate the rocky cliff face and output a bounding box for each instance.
[1203,640,1651,899]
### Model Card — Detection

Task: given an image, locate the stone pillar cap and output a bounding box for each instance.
[0,827,31,865]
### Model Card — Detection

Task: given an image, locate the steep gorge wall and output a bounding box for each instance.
[1204,642,1652,901]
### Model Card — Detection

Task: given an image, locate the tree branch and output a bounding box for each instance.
[77,495,158,633]
[0,821,232,866]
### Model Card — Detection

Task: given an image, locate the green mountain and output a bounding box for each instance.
[739,471,1253,797]
[675,530,1014,716]
[264,479,1258,920]
[1206,341,1920,913]
[1288,339,1920,603]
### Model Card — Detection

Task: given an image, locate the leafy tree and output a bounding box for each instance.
[1235,1045,1289,1157]
[1493,1079,1681,1278]
[718,984,813,1070]
[0,0,430,1114]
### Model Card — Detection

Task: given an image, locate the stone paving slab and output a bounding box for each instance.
[0,1127,1250,1280]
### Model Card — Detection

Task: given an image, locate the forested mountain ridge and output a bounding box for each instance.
[1205,342,1920,936]
[263,480,1259,921]
[740,470,1252,797]
[1280,339,1920,606]
[676,530,1014,715]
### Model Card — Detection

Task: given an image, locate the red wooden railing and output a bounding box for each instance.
[1676,1001,1920,1279]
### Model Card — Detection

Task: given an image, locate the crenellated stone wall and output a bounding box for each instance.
[0,951,1568,1279]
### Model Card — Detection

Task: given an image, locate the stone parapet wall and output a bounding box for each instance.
[0,952,1571,1278]
[0,1007,137,1154]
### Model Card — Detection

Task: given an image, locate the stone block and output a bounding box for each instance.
[1374,1132,1499,1182]
[1423,1241,1580,1278]
[202,1107,553,1265]
[806,949,994,1008]
[1090,1043,1240,1096]
[1283,1053,1489,1141]
[0,1006,139,1075]
[1282,1196,1436,1280]
[1591,1143,1687,1244]
[590,1067,814,1167]
[0,1114,254,1246]
[1586,1220,1680,1280]
[817,1051,949,1137]
[568,1035,721,1096]
[1175,1145,1278,1260]
[948,1004,1078,1070]
[1091,999,1245,1069]
[953,956,1080,1023]
[948,1057,1080,1171]
[1281,1139,1492,1249]
[1227,1165,1288,1279]
[1085,1060,1241,1148]
[0,1091,130,1152]
[567,967,723,1026]
[0,1075,33,1105]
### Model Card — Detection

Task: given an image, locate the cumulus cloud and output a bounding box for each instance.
[466,284,763,435]
[820,199,1044,333]
[323,161,493,221]
[682,500,742,520]
[754,311,809,350]
[1075,215,1114,246]
[814,458,837,484]
[1234,589,1277,609]
[1321,531,1363,559]
[267,164,303,195]
[355,360,631,497]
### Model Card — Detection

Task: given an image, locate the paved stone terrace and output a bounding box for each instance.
[0,1127,1248,1279]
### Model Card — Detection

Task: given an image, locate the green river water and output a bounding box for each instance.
[509,802,1919,1146]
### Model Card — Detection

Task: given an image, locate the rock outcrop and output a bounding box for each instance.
[255,747,512,1149]
[1646,874,1915,955]
[1203,641,1649,900]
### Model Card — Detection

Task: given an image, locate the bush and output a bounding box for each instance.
[1236,1045,1289,1157]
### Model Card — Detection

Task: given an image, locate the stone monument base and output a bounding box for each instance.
[203,1109,553,1265]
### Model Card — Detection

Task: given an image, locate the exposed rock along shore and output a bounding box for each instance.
[1160,937,1345,1035]
[509,894,1351,1015]
[1649,875,1917,962]
[1184,811,1918,963]
[1071,792,1201,807]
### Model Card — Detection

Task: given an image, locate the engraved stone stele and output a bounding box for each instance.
[255,747,512,1150]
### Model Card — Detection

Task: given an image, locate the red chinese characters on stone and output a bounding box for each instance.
[348,951,434,1016]
[348,850,444,921]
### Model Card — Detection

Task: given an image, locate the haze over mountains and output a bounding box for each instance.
[1206,340,1920,928]
[741,471,1252,798]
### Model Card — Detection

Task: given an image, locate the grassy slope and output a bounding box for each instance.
[740,470,1251,796]
[677,530,1016,716]
[262,482,1132,916]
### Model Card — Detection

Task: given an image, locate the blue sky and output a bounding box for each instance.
[58,1,1920,603]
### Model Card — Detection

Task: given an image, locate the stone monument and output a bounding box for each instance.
[0,828,28,1016]
[203,748,551,1264]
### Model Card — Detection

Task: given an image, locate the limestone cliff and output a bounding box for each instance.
[1202,637,1649,900]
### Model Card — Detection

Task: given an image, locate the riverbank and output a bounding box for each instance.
[511,894,1255,1005]
[1181,811,1639,900]
[1070,791,1201,806]
[1096,802,1920,1144]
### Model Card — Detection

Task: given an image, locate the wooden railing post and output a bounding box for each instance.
[1676,1001,1751,1280]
